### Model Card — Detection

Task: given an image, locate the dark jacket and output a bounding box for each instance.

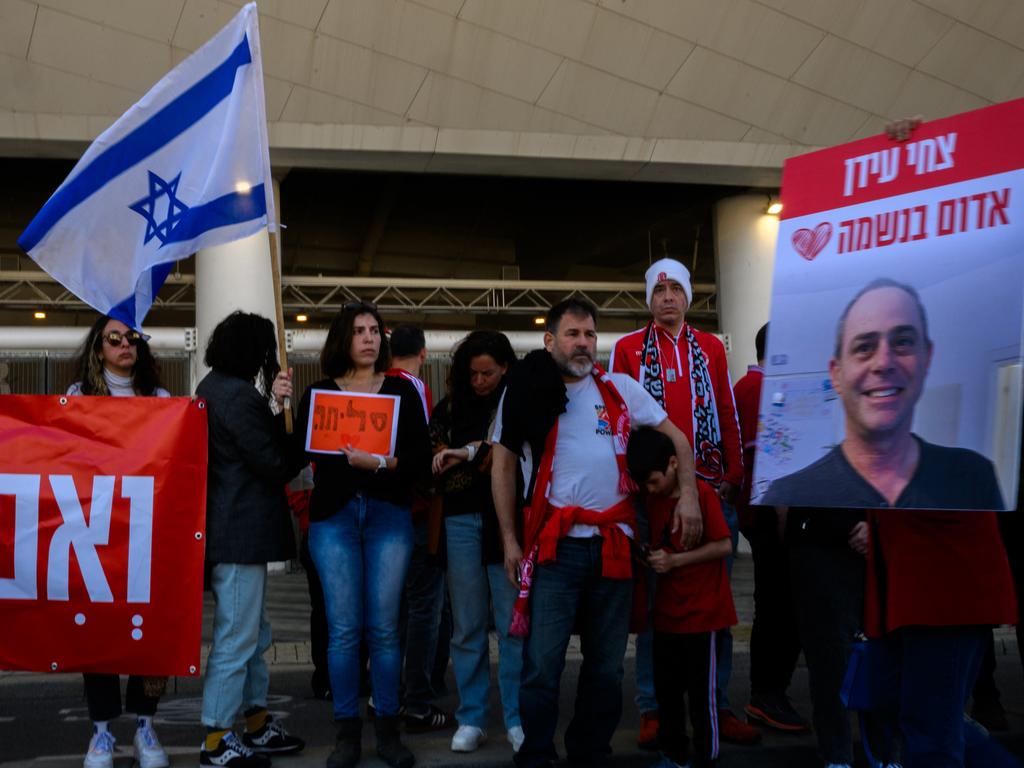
[197,369,298,564]
[430,389,504,564]
[291,375,432,522]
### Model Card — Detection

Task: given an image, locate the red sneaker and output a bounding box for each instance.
[718,709,762,745]
[637,711,659,750]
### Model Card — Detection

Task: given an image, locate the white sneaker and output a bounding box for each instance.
[133,724,170,768]
[507,725,525,753]
[83,730,116,768]
[450,724,487,752]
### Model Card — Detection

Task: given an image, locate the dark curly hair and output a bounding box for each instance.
[71,314,164,396]
[449,330,516,422]
[320,302,391,378]
[204,311,280,393]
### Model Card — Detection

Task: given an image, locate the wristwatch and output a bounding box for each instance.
[374,454,388,472]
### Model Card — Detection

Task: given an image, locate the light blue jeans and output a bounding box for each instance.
[201,563,272,729]
[309,494,414,720]
[445,513,523,730]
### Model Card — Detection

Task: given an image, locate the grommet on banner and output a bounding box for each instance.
[50,662,58,671]
[194,532,203,540]
[59,397,68,406]
[189,665,197,674]
[197,401,205,409]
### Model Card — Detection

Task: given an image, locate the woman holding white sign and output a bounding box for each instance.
[292,301,432,768]
[67,315,170,768]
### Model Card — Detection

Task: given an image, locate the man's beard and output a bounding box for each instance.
[552,346,594,378]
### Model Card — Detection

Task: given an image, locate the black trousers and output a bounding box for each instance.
[789,540,864,765]
[748,513,801,697]
[83,674,160,722]
[299,534,330,694]
[653,630,719,768]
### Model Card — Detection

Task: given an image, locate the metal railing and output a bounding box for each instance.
[0,271,716,318]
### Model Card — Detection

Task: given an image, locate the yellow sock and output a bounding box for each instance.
[245,708,269,733]
[205,730,228,750]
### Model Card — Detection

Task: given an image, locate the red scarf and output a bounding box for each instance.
[509,363,637,637]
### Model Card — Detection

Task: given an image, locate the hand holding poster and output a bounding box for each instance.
[305,389,401,456]
[753,98,1024,510]
[0,396,207,675]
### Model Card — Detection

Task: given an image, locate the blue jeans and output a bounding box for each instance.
[715,500,739,710]
[309,495,414,720]
[884,625,992,768]
[446,513,523,730]
[201,563,272,728]
[515,537,632,767]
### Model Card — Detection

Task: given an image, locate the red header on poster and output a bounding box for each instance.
[780,97,1024,220]
[0,396,208,676]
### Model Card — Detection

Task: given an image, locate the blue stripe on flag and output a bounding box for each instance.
[108,261,176,330]
[18,36,253,253]
[105,185,266,329]
[162,183,267,246]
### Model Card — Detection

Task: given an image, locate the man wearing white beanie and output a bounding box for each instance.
[611,258,776,748]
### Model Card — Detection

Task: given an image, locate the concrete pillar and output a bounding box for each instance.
[714,194,779,382]
[193,178,282,389]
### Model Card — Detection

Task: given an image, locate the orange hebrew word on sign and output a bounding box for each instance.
[305,389,401,456]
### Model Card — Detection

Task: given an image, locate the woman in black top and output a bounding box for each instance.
[293,303,430,768]
[429,331,524,754]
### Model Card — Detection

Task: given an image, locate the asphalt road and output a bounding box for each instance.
[2,557,1021,767]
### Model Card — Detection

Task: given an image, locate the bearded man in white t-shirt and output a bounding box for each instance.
[491,297,702,768]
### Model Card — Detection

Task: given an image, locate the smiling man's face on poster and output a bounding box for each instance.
[831,284,933,445]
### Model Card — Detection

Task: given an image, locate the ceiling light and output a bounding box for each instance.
[33,311,46,320]
[533,317,545,326]
[296,314,308,323]
[234,181,252,194]
[766,195,783,216]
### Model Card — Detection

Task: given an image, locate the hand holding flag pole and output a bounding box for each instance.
[268,229,293,433]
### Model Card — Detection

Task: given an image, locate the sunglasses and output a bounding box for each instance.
[102,330,150,346]
[343,301,377,312]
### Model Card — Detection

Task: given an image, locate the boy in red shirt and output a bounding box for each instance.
[627,426,737,768]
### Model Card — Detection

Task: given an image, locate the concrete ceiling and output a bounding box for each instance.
[2,0,1022,184]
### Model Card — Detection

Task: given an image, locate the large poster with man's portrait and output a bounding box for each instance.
[752,98,1024,510]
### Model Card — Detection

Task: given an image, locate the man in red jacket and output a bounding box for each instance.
[611,257,757,745]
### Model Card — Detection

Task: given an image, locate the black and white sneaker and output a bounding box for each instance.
[199,732,271,767]
[242,716,305,754]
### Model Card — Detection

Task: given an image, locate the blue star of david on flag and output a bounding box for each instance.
[129,171,190,246]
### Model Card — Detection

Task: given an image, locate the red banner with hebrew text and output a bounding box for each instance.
[0,395,207,676]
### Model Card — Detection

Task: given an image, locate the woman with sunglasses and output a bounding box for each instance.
[292,302,431,768]
[67,315,169,768]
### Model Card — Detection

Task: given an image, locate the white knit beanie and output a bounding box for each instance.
[645,258,692,307]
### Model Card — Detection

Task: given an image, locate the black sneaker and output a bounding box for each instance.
[242,715,306,754]
[199,732,270,767]
[744,693,810,733]
[404,703,454,733]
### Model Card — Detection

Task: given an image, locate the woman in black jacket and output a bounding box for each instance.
[196,311,305,767]
[293,302,431,768]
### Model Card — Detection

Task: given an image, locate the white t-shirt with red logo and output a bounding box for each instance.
[495,372,666,539]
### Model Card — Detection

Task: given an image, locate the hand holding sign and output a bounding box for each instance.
[305,389,400,457]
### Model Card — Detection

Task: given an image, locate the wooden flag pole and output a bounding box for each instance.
[268,229,293,433]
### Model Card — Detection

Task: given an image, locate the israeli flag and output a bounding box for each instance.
[18,2,275,329]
